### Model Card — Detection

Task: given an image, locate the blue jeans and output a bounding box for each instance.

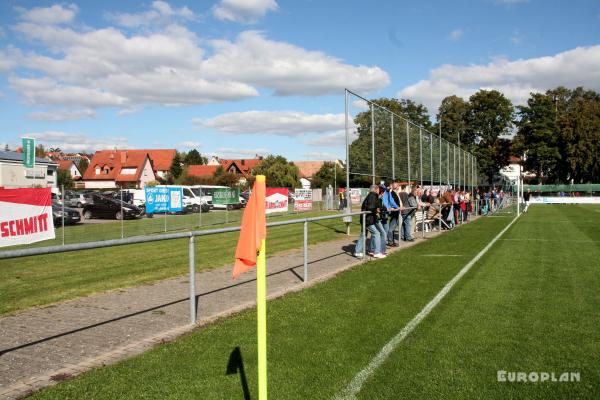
[401,213,413,240]
[387,215,399,243]
[355,224,381,255]
[369,221,387,254]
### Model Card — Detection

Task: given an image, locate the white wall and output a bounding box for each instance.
[0,161,57,188]
[85,180,117,189]
[139,159,155,188]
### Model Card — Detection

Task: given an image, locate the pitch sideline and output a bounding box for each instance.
[333,211,521,400]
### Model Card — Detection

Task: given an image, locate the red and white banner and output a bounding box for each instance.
[0,188,55,248]
[265,188,288,214]
[294,189,313,211]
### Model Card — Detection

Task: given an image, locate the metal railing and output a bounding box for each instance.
[1,211,368,324]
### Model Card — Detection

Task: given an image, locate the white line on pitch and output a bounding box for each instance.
[333,213,521,400]
[500,238,600,243]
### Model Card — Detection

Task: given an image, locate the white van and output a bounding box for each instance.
[156,185,209,213]
[191,185,245,210]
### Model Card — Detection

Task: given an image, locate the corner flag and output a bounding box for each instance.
[232,175,268,400]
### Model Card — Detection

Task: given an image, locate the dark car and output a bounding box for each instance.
[52,202,81,226]
[82,194,143,220]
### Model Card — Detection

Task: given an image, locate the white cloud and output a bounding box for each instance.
[196,111,344,136]
[216,147,270,157]
[179,141,202,149]
[398,45,600,114]
[16,4,78,25]
[106,1,196,28]
[24,131,129,152]
[203,31,390,96]
[6,4,388,110]
[213,0,278,24]
[27,109,96,121]
[305,131,346,147]
[449,29,463,41]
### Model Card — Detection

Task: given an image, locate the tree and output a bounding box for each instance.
[168,153,183,183]
[311,162,346,189]
[466,90,514,185]
[213,166,239,187]
[48,147,62,153]
[57,169,74,189]
[78,158,89,175]
[436,95,469,146]
[35,144,46,158]
[514,93,561,182]
[184,149,206,165]
[253,155,300,188]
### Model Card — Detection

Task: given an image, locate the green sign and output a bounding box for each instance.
[212,188,240,205]
[22,137,35,168]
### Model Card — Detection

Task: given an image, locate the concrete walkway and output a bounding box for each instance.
[0,223,454,399]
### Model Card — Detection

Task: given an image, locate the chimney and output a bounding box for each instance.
[121,151,127,163]
[241,159,245,166]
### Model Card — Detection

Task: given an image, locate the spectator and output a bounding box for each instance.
[354,185,385,258]
[369,185,388,256]
[401,186,419,242]
[386,182,402,246]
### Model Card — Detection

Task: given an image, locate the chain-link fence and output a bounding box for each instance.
[345,89,478,193]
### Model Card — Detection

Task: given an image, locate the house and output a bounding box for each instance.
[293,159,343,189]
[83,149,176,189]
[188,157,262,184]
[499,156,535,185]
[0,150,58,189]
[58,160,82,180]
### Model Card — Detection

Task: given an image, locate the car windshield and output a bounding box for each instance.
[191,188,201,196]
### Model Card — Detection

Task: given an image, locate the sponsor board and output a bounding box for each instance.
[294,188,312,211]
[0,188,55,248]
[145,187,183,213]
[213,188,240,205]
[266,188,288,214]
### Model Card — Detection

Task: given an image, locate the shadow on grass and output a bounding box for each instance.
[226,347,251,400]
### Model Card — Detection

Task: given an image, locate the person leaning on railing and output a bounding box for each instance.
[354,185,386,259]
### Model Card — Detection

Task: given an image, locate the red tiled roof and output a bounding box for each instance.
[294,161,326,178]
[83,150,156,182]
[187,165,220,177]
[218,158,262,178]
[58,160,74,171]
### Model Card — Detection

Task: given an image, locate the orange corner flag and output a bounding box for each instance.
[233,175,267,279]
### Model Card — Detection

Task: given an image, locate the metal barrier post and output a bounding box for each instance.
[61,184,65,246]
[361,213,366,260]
[120,189,124,239]
[189,235,196,324]
[164,209,167,232]
[421,208,425,238]
[303,220,308,282]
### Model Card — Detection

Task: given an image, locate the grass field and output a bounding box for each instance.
[28,204,599,399]
[0,209,352,315]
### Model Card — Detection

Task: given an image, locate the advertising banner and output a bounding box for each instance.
[0,188,55,248]
[22,137,35,168]
[213,188,240,205]
[144,187,183,213]
[294,188,313,211]
[265,188,288,214]
[529,196,600,205]
[350,188,369,205]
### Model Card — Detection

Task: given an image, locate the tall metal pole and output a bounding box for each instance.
[371,104,375,185]
[406,121,411,185]
[391,115,395,181]
[120,187,124,239]
[430,131,433,190]
[61,184,65,246]
[446,140,450,186]
[419,127,423,187]
[453,145,456,189]
[439,124,442,193]
[188,235,196,324]
[345,89,351,213]
[303,221,308,282]
[458,132,461,190]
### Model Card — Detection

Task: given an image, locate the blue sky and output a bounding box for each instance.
[1,0,599,161]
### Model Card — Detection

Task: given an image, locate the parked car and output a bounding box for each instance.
[52,202,81,226]
[82,194,143,220]
[64,191,94,208]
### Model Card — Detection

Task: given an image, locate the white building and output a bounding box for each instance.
[0,150,58,189]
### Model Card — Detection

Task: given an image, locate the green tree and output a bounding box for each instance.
[514,93,561,182]
[35,144,46,158]
[213,166,239,187]
[436,95,469,146]
[311,162,346,189]
[184,149,206,165]
[466,90,514,185]
[253,155,300,188]
[57,169,74,189]
[168,153,183,183]
[78,158,89,175]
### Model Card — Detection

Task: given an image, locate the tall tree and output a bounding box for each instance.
[168,153,183,183]
[514,93,561,182]
[437,95,469,146]
[466,90,514,185]
[57,169,74,189]
[311,162,346,189]
[78,158,89,175]
[253,155,300,188]
[213,166,239,187]
[184,149,206,165]
[35,144,46,158]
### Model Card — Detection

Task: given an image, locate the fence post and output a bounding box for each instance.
[419,127,423,187]
[421,208,425,238]
[371,104,375,184]
[303,220,308,282]
[391,114,395,181]
[120,188,124,239]
[189,234,196,324]
[361,213,366,260]
[61,184,65,246]
[406,120,411,185]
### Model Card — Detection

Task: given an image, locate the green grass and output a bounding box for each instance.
[20,205,600,399]
[0,209,353,315]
